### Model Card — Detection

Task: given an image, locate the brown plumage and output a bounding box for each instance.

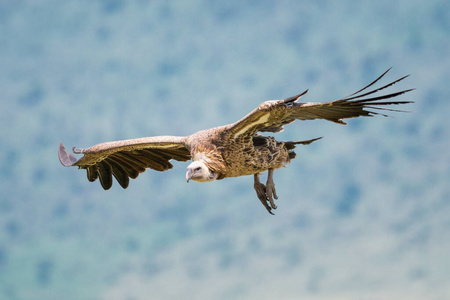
[58,68,413,214]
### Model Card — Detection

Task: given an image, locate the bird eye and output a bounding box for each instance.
[195,167,201,172]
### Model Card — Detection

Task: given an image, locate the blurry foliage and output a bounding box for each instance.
[0,0,449,300]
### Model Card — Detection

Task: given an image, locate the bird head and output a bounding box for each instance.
[186,161,217,183]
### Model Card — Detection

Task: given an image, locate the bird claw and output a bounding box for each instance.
[254,182,274,214]
[265,168,278,210]
[254,173,277,215]
[266,180,278,209]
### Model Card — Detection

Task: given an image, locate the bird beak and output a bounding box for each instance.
[186,169,193,182]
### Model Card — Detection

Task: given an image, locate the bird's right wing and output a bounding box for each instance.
[224,68,413,139]
[58,136,191,190]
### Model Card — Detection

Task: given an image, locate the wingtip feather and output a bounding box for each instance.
[58,142,78,167]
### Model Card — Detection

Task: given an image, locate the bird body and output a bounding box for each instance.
[185,128,293,179]
[58,69,413,214]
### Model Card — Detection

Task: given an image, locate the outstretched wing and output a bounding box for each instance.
[58,136,191,190]
[225,68,414,139]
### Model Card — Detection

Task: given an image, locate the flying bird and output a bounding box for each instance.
[58,68,413,214]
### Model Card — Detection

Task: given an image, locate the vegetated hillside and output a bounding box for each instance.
[0,1,449,300]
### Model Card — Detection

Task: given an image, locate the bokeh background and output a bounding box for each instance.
[1,1,449,299]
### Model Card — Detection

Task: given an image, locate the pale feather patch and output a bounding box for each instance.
[140,144,184,149]
[234,114,270,138]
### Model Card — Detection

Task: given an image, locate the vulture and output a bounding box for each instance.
[58,68,413,214]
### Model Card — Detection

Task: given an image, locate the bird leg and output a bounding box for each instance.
[266,168,279,204]
[254,173,273,214]
[253,169,278,215]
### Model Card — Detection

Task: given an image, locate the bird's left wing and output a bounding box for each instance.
[58,136,191,190]
[224,68,414,139]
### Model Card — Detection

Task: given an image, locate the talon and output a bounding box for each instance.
[254,173,272,213]
[254,172,279,214]
[266,185,277,209]
[266,168,278,209]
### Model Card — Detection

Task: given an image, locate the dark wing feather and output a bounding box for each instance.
[105,158,130,189]
[224,68,413,138]
[98,161,113,190]
[58,136,191,190]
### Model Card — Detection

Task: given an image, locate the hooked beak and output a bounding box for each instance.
[186,169,193,182]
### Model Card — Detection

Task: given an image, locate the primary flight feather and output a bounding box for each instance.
[58,68,413,214]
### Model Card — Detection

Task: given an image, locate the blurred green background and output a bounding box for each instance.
[1,1,449,299]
